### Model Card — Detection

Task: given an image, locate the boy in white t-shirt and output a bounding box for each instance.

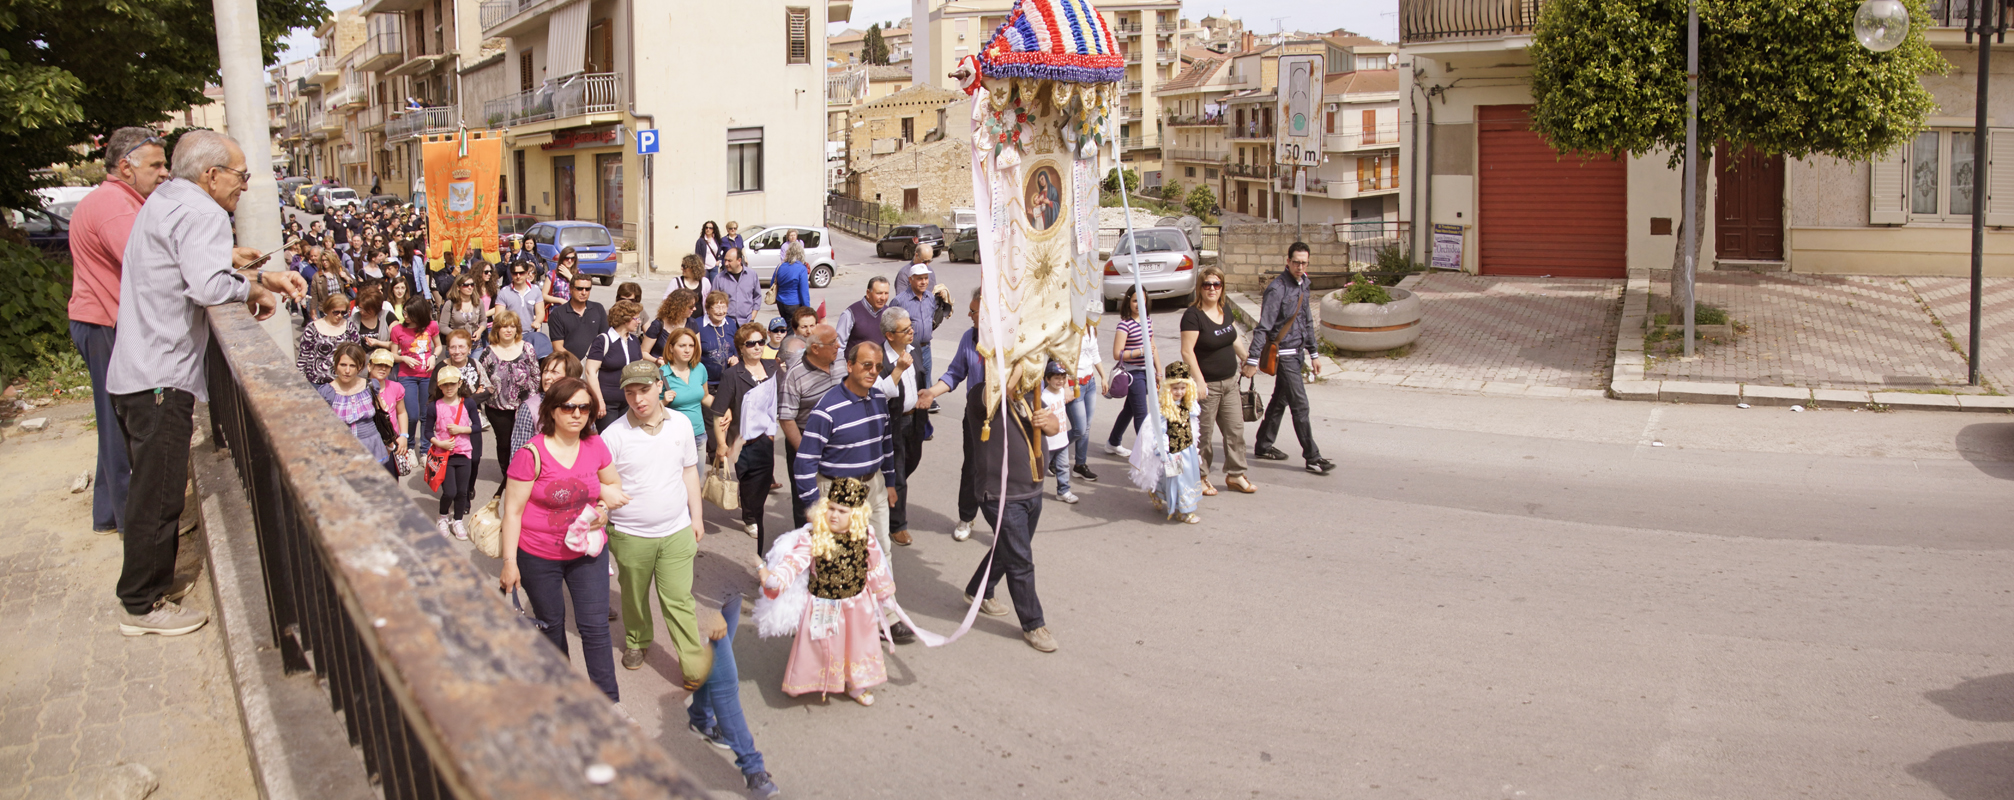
[1040,360,1079,504]
[602,361,711,691]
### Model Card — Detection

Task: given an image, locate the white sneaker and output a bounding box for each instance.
[1101,442,1120,456]
[1116,445,1131,457]
[450,518,468,540]
[744,523,759,538]
[436,516,452,539]
[953,521,972,541]
[1058,491,1080,504]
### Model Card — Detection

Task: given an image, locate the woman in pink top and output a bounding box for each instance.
[389,297,438,441]
[498,376,629,703]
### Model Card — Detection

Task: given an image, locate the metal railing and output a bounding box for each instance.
[479,0,545,30]
[201,307,706,799]
[482,72,621,127]
[1228,122,1273,140]
[1125,50,1142,64]
[1325,125,1403,150]
[1927,0,2013,26]
[1166,148,1229,163]
[1276,173,1330,194]
[1166,112,1225,126]
[361,31,405,68]
[1119,136,1146,149]
[1114,21,1142,34]
[1226,162,1275,179]
[1157,51,1176,64]
[1122,80,1142,92]
[1402,0,1545,43]
[388,106,457,140]
[825,191,889,240]
[1122,106,1143,121]
[1335,219,1410,267]
[1157,22,1178,33]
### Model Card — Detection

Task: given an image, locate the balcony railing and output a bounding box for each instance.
[358,31,405,71]
[1167,148,1229,163]
[388,105,456,140]
[482,72,621,127]
[325,86,365,112]
[1157,51,1176,64]
[1226,162,1275,179]
[1277,173,1331,194]
[1122,80,1142,92]
[1119,136,1145,149]
[1325,124,1403,151]
[1401,0,1545,44]
[1228,122,1274,140]
[1114,21,1142,34]
[1926,1,2014,26]
[1125,50,1142,64]
[479,0,546,31]
[1122,106,1143,121]
[197,307,706,800]
[1167,112,1225,126]
[1157,22,1177,33]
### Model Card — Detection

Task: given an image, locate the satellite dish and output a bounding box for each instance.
[1854,0,1908,52]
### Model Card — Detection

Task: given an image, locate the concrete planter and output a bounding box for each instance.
[1320,287,1423,352]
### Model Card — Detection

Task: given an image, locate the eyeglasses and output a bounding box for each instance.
[118,136,164,166]
[1201,281,1224,289]
[209,165,251,184]
[886,326,913,336]
[556,402,592,414]
[742,339,764,348]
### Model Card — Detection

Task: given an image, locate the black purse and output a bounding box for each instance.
[1240,375,1265,423]
[932,293,953,328]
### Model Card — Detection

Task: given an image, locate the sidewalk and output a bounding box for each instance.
[0,403,256,799]
[1230,273,1622,395]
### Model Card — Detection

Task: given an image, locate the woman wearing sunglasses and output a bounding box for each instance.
[1180,266,1254,495]
[710,322,780,553]
[498,375,628,704]
[544,247,581,307]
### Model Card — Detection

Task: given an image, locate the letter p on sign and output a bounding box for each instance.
[636,129,659,155]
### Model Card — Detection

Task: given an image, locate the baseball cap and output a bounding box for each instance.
[907,263,932,278]
[1044,359,1067,377]
[367,349,396,366]
[436,365,463,385]
[768,316,789,332]
[620,360,659,388]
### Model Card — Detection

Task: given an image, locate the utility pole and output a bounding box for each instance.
[213,0,281,255]
[1681,0,1699,357]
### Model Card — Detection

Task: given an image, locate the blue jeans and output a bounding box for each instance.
[1047,445,1072,495]
[397,375,431,442]
[516,547,619,702]
[70,321,129,531]
[1065,377,1096,467]
[1106,368,1148,448]
[686,595,766,777]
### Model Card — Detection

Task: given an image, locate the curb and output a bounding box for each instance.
[1604,271,2014,413]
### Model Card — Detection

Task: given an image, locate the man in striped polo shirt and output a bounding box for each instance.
[792,341,914,644]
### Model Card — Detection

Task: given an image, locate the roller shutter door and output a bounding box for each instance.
[1477,105,1627,278]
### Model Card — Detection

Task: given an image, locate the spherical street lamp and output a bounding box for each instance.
[1854,0,1910,52]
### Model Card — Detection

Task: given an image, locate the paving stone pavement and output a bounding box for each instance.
[1906,276,2014,391]
[1322,274,1624,391]
[0,407,256,800]
[1643,273,2008,391]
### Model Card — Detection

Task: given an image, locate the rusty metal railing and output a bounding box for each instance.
[1401,0,1546,43]
[202,306,704,799]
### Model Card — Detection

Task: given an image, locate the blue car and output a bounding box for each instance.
[525,220,619,285]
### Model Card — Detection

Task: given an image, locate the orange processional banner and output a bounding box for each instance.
[421,130,502,271]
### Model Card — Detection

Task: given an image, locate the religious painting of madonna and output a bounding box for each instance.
[1023,164,1062,232]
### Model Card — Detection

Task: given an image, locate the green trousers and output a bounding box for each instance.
[609,526,712,688]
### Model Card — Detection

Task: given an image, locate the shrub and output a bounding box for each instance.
[0,241,73,384]
[1160,180,1184,205]
[1336,273,1394,305]
[1185,185,1216,218]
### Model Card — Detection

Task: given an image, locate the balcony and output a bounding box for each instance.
[482,72,621,128]
[1157,51,1176,64]
[1119,136,1145,149]
[1926,1,2008,26]
[359,104,389,132]
[269,111,287,132]
[1114,21,1142,35]
[1122,80,1142,93]
[1156,22,1177,33]
[481,0,572,37]
[1401,0,1545,44]
[311,110,340,137]
[387,105,456,141]
[1122,106,1143,121]
[1226,162,1275,180]
[1166,148,1228,163]
[1325,125,1402,151]
[1167,112,1225,126]
[325,86,365,113]
[1228,122,1274,141]
[357,31,405,72]
[1276,173,1330,194]
[308,56,339,86]
[1125,50,1142,64]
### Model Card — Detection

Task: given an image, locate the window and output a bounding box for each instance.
[1362,110,1378,144]
[1205,167,1218,179]
[558,226,613,248]
[1911,130,1977,220]
[786,8,811,64]
[901,117,915,142]
[1326,111,1335,135]
[519,52,533,92]
[903,188,919,211]
[1184,166,1196,178]
[728,127,764,193]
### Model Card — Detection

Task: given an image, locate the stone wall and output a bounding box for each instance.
[1216,222,1359,293]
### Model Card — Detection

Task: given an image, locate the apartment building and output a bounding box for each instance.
[1400,0,2013,278]
[830,26,913,65]
[460,0,833,263]
[301,11,366,183]
[1156,53,1238,208]
[1216,38,1324,220]
[918,0,1181,180]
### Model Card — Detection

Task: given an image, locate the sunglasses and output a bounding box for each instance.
[1202,281,1224,289]
[741,339,764,348]
[556,402,592,413]
[118,136,164,165]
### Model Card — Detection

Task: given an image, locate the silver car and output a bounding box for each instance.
[1102,227,1198,306]
[741,224,840,288]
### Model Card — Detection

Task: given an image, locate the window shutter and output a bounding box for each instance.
[786,8,811,64]
[1987,129,2014,227]
[1869,145,1907,225]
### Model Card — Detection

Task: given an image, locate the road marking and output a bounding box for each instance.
[1636,406,1665,453]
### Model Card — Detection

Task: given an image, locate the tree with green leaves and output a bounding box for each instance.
[1102,166,1141,196]
[862,23,890,66]
[0,0,328,210]
[1185,184,1217,218]
[1160,179,1184,205]
[1529,0,1941,305]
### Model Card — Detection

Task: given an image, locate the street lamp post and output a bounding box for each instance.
[1683,0,1699,357]
[1960,0,1999,386]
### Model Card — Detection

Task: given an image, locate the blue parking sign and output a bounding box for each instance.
[636,129,659,155]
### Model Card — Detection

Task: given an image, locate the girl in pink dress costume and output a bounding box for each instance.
[756,476,898,706]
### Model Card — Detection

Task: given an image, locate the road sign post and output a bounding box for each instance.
[637,129,658,272]
[1276,54,1323,235]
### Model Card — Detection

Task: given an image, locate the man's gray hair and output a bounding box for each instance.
[879,305,911,331]
[104,127,159,173]
[913,242,934,262]
[171,130,238,182]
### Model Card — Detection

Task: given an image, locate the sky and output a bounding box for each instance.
[831,0,1397,41]
[276,0,1396,63]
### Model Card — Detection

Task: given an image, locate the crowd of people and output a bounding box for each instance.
[69,127,1334,800]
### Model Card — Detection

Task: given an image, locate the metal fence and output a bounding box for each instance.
[1400,0,1545,43]
[825,192,888,240]
[201,307,705,799]
[1335,220,1411,268]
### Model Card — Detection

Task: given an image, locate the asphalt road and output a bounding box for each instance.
[292,212,2014,799]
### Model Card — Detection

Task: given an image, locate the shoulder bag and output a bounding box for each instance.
[470,436,539,558]
[1260,285,1310,377]
[1240,374,1266,422]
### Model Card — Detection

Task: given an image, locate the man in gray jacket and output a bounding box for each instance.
[1242,241,1334,475]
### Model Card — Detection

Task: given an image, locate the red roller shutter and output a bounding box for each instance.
[1477,105,1627,278]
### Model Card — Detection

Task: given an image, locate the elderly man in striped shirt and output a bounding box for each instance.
[792,340,914,644]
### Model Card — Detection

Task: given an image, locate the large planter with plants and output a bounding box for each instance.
[1320,282,1422,352]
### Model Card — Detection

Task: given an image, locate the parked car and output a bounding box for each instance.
[294,183,321,209]
[321,187,362,213]
[35,186,93,207]
[7,206,70,256]
[498,213,540,241]
[525,221,619,284]
[365,194,403,212]
[303,186,330,214]
[1100,227,1197,306]
[740,224,838,288]
[874,224,945,260]
[277,177,309,206]
[946,227,980,262]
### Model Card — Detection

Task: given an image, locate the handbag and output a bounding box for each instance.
[763,279,779,306]
[468,498,503,558]
[704,463,741,510]
[1103,369,1133,400]
[1260,286,1310,377]
[1240,375,1265,423]
[366,381,399,451]
[423,402,465,492]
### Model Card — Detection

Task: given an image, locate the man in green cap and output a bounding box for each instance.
[602,359,712,690]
